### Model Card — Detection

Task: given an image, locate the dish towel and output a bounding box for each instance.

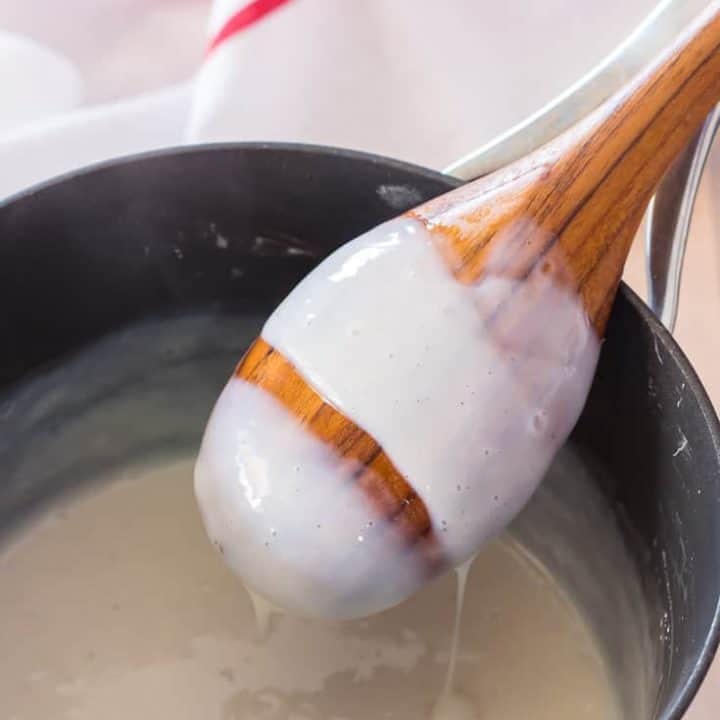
[0,0,663,200]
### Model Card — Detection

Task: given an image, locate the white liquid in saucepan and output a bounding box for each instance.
[196,218,600,619]
[0,459,622,720]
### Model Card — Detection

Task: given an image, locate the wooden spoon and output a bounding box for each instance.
[235,3,720,563]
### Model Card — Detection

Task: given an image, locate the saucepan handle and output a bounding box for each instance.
[445,0,709,179]
[645,105,720,332]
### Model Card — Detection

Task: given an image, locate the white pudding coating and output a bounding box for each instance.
[196,216,600,617]
[194,380,426,619]
[263,218,599,563]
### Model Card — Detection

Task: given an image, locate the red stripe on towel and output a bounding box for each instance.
[207,0,294,54]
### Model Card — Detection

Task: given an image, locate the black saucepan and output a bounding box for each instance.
[0,144,718,719]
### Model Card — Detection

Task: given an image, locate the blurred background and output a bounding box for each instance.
[0,0,718,716]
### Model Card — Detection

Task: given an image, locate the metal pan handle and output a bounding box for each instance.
[445,0,708,180]
[645,105,720,332]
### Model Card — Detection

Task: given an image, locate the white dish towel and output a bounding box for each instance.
[0,0,663,199]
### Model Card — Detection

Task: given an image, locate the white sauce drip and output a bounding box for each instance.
[431,557,476,720]
[247,586,281,638]
[197,216,600,618]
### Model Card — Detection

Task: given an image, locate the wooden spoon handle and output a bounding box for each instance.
[411,1,720,332]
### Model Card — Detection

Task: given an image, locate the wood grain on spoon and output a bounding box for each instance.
[413,2,720,333]
[238,2,720,557]
[235,339,444,570]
